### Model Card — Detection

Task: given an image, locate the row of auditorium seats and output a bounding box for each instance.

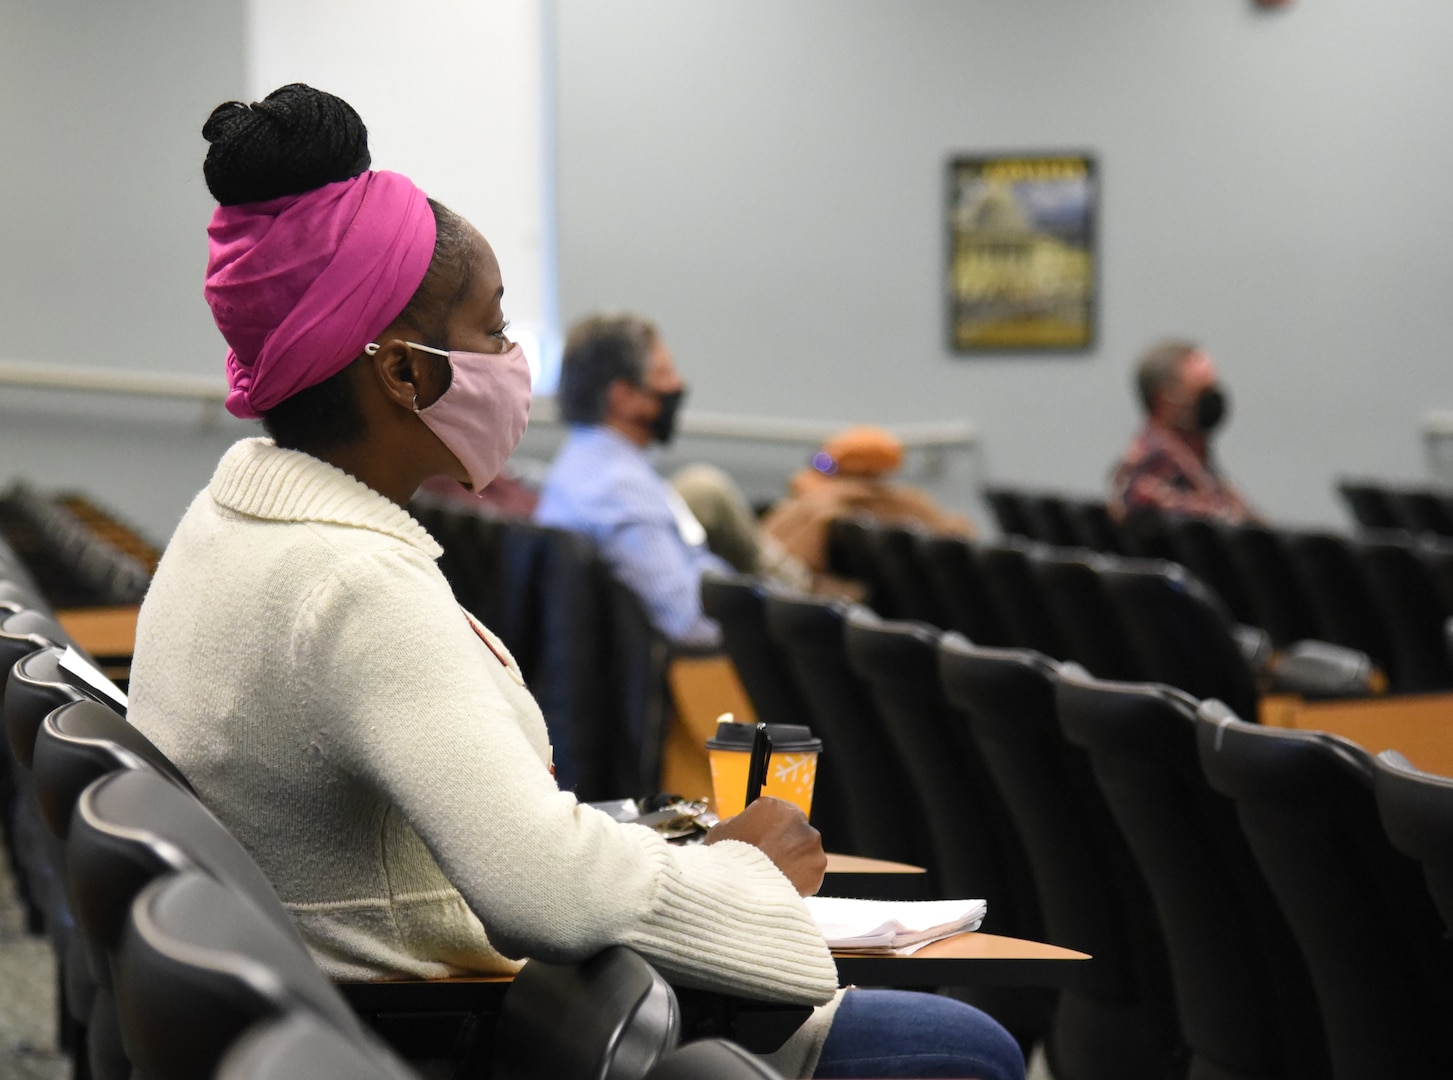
[410,496,675,802]
[987,478,1453,551]
[982,487,1132,555]
[1337,477,1453,536]
[984,486,1453,688]
[0,486,153,609]
[1,544,786,1080]
[824,519,1378,719]
[706,572,1453,1080]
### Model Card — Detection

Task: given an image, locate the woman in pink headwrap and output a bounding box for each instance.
[126,85,1022,1080]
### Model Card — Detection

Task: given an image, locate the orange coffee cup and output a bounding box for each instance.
[706,719,823,820]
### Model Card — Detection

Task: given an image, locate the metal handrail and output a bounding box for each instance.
[0,359,229,402]
[0,358,978,450]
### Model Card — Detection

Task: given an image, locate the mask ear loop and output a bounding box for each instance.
[366,340,450,413]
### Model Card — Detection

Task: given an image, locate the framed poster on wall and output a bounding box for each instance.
[947,153,1097,353]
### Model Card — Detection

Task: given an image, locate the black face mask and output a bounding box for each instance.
[1195,385,1229,433]
[649,387,686,445]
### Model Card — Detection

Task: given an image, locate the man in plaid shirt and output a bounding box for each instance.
[1108,340,1258,525]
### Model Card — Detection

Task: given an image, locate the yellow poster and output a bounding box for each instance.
[948,154,1097,352]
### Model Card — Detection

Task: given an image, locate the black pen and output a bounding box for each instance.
[744,722,772,807]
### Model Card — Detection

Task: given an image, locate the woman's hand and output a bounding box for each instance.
[704,796,827,896]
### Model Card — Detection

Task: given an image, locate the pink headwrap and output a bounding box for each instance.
[205,170,437,419]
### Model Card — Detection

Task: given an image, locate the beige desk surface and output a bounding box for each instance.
[1260,691,1453,776]
[55,605,139,660]
[833,931,1091,988]
[824,853,926,875]
[339,931,1091,1011]
[834,931,1089,963]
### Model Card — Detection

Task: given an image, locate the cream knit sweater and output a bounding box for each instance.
[129,439,841,1073]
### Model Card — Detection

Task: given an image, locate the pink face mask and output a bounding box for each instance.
[366,340,533,492]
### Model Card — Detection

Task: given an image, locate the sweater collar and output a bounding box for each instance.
[209,438,442,558]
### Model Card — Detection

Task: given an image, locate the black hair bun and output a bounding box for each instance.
[202,83,372,206]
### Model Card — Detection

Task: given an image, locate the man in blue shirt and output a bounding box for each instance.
[535,313,728,648]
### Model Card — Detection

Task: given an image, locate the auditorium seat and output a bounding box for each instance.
[700,573,809,730]
[1022,493,1081,548]
[843,609,1055,1054]
[32,697,191,840]
[1026,547,1144,681]
[1196,704,1453,1079]
[1098,560,1263,721]
[1372,750,1453,938]
[917,533,1012,645]
[1216,522,1321,649]
[1280,529,1394,674]
[983,486,1036,540]
[67,767,354,1080]
[844,611,1033,908]
[699,574,852,850]
[1352,532,1453,691]
[1116,507,1177,561]
[1385,488,1453,537]
[413,501,674,799]
[217,1011,420,1080]
[762,592,929,869]
[1063,497,1127,555]
[938,638,1182,1080]
[1160,513,1258,627]
[1057,672,1329,1080]
[492,945,680,1080]
[872,522,950,626]
[643,1038,786,1080]
[824,517,889,613]
[114,869,390,1080]
[3,642,98,1061]
[975,539,1066,657]
[1335,479,1401,531]
[67,768,309,1000]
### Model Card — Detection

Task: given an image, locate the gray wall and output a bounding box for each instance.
[0,0,250,541]
[5,1,1453,541]
[555,0,1453,528]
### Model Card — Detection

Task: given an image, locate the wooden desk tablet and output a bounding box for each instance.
[338,931,1090,1011]
[56,604,139,660]
[833,931,1091,989]
[823,853,926,876]
[820,852,929,900]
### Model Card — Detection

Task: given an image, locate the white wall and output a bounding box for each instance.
[246,0,557,384]
[6,2,1453,540]
[0,0,555,541]
[0,0,252,540]
[554,0,1453,527]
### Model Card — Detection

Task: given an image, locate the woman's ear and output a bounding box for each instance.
[367,339,426,412]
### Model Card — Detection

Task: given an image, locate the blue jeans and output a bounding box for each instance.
[813,989,1025,1079]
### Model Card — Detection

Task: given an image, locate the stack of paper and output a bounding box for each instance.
[804,896,987,954]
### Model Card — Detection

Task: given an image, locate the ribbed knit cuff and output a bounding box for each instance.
[620,838,838,1004]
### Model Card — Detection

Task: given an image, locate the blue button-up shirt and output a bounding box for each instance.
[535,425,728,648]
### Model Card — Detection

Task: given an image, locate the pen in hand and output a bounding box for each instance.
[744,722,772,807]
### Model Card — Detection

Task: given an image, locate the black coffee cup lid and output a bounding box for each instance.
[706,721,823,753]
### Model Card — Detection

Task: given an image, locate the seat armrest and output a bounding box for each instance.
[1264,639,1380,699]
[673,989,815,1055]
[1234,623,1273,671]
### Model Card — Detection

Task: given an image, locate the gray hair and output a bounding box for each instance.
[1135,339,1200,413]
[556,313,659,425]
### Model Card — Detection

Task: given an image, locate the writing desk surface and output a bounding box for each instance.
[337,932,1091,1011]
[55,605,139,660]
[833,931,1091,989]
[823,853,926,875]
